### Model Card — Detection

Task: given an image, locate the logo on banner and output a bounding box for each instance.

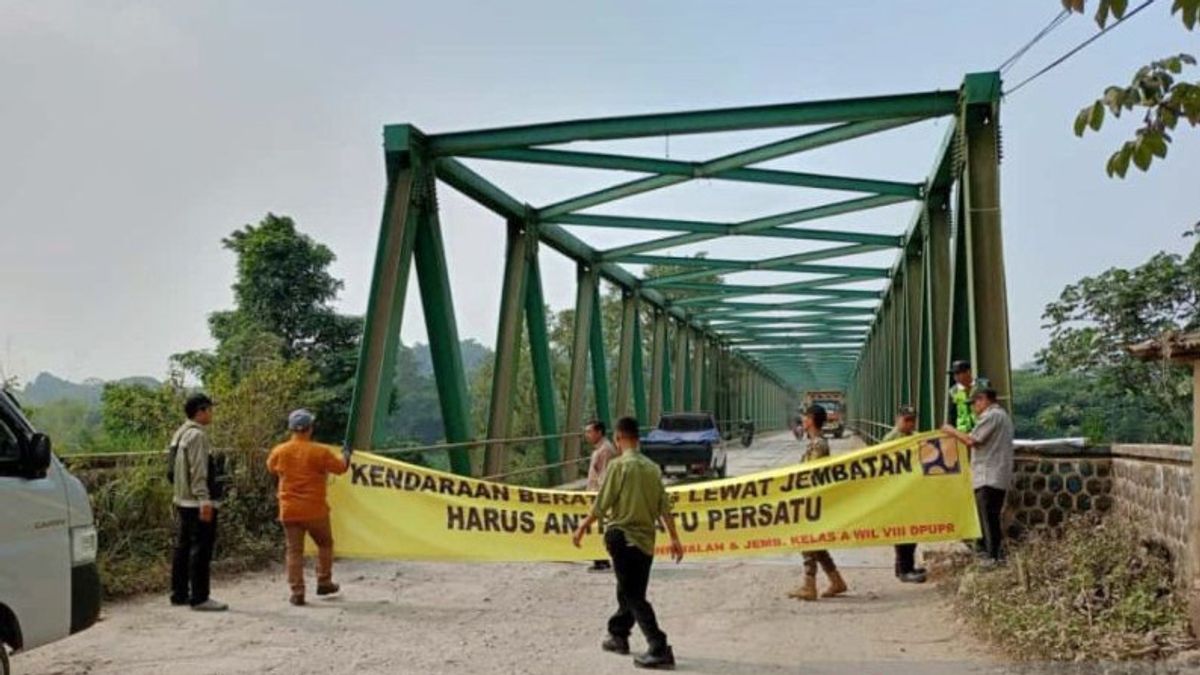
[919,438,961,476]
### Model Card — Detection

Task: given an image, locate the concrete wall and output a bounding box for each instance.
[1005,443,1192,584]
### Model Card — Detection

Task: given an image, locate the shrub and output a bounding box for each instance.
[947,515,1196,661]
[71,449,281,599]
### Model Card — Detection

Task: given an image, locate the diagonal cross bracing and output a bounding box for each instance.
[349,72,1005,438]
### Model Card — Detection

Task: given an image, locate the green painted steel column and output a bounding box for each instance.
[682,334,693,411]
[614,291,637,419]
[590,282,612,431]
[631,302,648,424]
[662,323,674,414]
[484,220,530,477]
[414,190,475,475]
[522,232,562,484]
[673,322,688,413]
[564,265,599,471]
[905,248,923,411]
[691,330,704,412]
[922,191,951,430]
[962,72,1012,409]
[946,184,973,391]
[346,148,421,452]
[649,309,666,425]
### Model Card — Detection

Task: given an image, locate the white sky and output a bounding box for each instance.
[1,1,1195,382]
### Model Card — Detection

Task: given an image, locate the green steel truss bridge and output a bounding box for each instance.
[346,71,1010,477]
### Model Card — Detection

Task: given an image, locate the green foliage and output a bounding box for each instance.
[951,515,1194,660]
[204,349,320,452]
[22,398,100,453]
[1062,1,1200,177]
[1036,234,1197,443]
[99,376,185,446]
[176,214,362,441]
[75,451,280,598]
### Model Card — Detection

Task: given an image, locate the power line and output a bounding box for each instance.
[1006,0,1159,97]
[998,8,1071,74]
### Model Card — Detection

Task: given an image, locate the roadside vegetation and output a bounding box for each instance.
[942,515,1195,661]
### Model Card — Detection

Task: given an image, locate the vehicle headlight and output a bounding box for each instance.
[71,525,98,565]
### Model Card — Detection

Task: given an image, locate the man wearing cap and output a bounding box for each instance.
[943,388,1014,567]
[169,393,228,611]
[947,360,991,433]
[266,409,351,605]
[882,406,926,583]
[789,404,848,601]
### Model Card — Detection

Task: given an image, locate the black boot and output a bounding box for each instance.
[634,646,675,670]
[602,634,630,655]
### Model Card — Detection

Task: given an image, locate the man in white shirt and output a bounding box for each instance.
[585,419,619,572]
[942,388,1014,568]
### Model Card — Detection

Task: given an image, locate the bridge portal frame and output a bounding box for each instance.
[346,72,1010,476]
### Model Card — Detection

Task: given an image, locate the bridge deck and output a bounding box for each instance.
[16,433,1001,674]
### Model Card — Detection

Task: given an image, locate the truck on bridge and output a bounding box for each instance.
[801,390,845,439]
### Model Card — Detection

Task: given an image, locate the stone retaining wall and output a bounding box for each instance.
[1111,445,1192,583]
[1004,443,1192,585]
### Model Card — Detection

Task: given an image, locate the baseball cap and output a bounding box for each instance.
[287,408,316,431]
[897,405,916,418]
[970,387,997,402]
[950,360,972,374]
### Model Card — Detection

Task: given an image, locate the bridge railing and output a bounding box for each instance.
[59,415,794,488]
[846,418,892,443]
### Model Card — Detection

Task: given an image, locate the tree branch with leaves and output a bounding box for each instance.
[1062,0,1200,176]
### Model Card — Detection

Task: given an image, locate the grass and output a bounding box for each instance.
[72,451,282,598]
[938,515,1196,661]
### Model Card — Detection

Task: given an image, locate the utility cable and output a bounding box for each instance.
[1006,0,1159,97]
[998,8,1071,74]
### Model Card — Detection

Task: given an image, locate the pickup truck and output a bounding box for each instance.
[642,412,727,480]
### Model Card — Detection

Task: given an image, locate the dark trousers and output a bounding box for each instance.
[171,506,217,605]
[974,486,1007,561]
[605,529,668,653]
[894,543,918,575]
[802,550,837,576]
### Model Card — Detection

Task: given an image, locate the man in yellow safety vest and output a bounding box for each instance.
[947,360,990,433]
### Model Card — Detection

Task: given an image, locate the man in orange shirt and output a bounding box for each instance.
[266,409,351,606]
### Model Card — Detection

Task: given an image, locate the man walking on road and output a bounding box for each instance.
[943,388,1014,568]
[883,405,926,584]
[573,416,684,670]
[169,393,227,611]
[266,409,351,606]
[789,405,849,601]
[585,419,619,573]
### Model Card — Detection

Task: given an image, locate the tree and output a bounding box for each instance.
[176,214,362,440]
[1062,0,1200,176]
[1036,232,1198,442]
[99,376,185,449]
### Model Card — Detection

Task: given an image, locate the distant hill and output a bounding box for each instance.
[411,339,492,378]
[16,372,162,407]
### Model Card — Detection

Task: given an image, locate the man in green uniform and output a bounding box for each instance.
[948,360,990,433]
[883,405,926,583]
[574,416,684,670]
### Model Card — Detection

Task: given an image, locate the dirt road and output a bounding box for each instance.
[16,433,1002,675]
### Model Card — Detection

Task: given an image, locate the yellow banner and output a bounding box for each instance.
[326,431,980,561]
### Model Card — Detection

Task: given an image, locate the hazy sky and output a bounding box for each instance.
[1,1,1195,383]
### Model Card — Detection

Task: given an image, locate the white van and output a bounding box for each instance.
[0,389,101,674]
